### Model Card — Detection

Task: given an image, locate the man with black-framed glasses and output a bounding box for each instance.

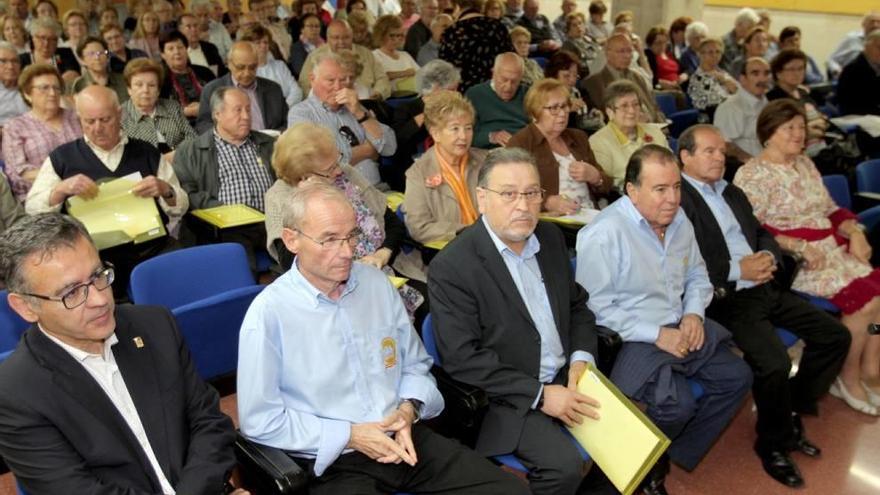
[0,213,245,495]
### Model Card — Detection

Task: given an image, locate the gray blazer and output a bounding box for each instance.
[172,130,276,210]
[194,74,289,134]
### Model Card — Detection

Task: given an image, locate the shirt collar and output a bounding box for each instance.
[738,88,767,108]
[39,324,118,362]
[213,128,252,148]
[618,194,683,233]
[682,172,727,195]
[232,75,257,91]
[481,215,541,260]
[609,121,645,145]
[289,256,359,307]
[84,133,128,155]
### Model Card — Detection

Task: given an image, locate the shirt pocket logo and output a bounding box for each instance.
[381,337,397,369]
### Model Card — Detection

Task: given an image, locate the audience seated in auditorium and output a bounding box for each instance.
[2,65,82,203]
[576,144,753,489]
[0,41,27,128]
[399,0,420,30]
[26,86,187,294]
[0,213,243,495]
[778,26,823,84]
[263,123,426,317]
[713,57,769,164]
[553,0,577,41]
[466,52,528,149]
[403,90,484,244]
[580,33,664,124]
[248,0,292,60]
[289,51,396,187]
[438,0,512,91]
[416,12,452,66]
[679,21,708,76]
[837,29,880,117]
[688,38,737,121]
[404,0,437,58]
[585,0,612,45]
[720,7,759,73]
[544,50,603,132]
[101,24,147,74]
[678,124,850,488]
[298,20,392,100]
[827,11,880,79]
[191,0,233,59]
[128,9,163,61]
[237,24,304,108]
[21,17,80,83]
[158,30,216,121]
[174,86,275,270]
[766,49,829,157]
[389,59,460,191]
[372,14,420,93]
[428,146,607,495]
[288,13,324,79]
[71,36,128,102]
[0,173,25,233]
[645,26,687,91]
[1,14,30,55]
[734,99,880,417]
[60,9,88,56]
[196,41,288,134]
[510,26,545,86]
[238,181,527,495]
[561,12,600,77]
[508,78,611,214]
[728,26,770,83]
[177,12,226,77]
[501,0,523,29]
[346,10,374,48]
[483,0,505,21]
[669,16,692,61]
[121,58,196,162]
[589,80,669,189]
[755,10,780,60]
[516,0,562,55]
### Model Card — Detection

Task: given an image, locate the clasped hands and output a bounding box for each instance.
[540,360,601,427]
[347,401,419,466]
[739,251,776,284]
[656,314,705,359]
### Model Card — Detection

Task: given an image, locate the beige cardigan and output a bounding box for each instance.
[588,123,669,189]
[402,146,486,245]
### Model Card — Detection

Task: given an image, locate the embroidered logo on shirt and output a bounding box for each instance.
[381,337,397,369]
[133,337,145,348]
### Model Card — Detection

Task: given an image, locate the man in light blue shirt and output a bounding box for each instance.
[576,144,752,479]
[237,183,525,495]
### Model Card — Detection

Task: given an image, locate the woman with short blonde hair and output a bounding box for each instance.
[372,14,419,93]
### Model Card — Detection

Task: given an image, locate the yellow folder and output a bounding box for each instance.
[422,239,448,250]
[66,176,166,251]
[567,362,670,495]
[191,204,266,229]
[539,208,601,227]
[387,275,408,289]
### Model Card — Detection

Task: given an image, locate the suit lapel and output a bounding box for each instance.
[722,187,758,250]
[534,229,562,335]
[682,180,730,260]
[473,220,538,330]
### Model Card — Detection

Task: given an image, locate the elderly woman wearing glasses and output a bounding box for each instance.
[588,80,669,189]
[2,64,81,202]
[71,36,128,102]
[20,18,80,84]
[508,79,611,216]
[372,14,419,94]
[265,122,426,315]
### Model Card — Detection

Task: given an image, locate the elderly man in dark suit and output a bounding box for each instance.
[677,124,850,489]
[0,213,244,494]
[195,41,288,133]
[429,147,602,495]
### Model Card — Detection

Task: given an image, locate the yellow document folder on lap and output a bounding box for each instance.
[567,362,670,495]
[66,176,166,251]
[191,204,266,228]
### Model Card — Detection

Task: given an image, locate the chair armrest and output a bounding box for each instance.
[234,433,309,495]
[428,365,489,447]
[857,204,880,232]
[595,325,622,377]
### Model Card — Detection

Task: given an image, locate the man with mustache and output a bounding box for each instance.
[713,57,770,166]
[429,147,604,495]
[575,145,752,494]
[237,182,527,495]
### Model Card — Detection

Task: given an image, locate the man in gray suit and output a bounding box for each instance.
[195,41,288,133]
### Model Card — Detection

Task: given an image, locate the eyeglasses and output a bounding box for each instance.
[32,83,62,93]
[613,101,641,112]
[33,34,58,42]
[295,228,362,250]
[20,264,115,309]
[84,49,109,59]
[481,187,546,203]
[542,103,570,114]
[311,153,343,179]
[0,57,19,65]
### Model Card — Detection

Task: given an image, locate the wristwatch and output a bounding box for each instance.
[357,109,373,123]
[400,399,423,423]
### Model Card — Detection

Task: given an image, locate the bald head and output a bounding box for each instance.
[606,33,634,70]
[492,52,524,102]
[327,20,354,52]
[76,86,122,151]
[863,11,880,36]
[228,41,259,86]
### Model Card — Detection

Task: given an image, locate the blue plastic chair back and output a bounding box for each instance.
[130,243,255,308]
[421,313,441,366]
[529,56,548,69]
[0,290,28,352]
[655,93,677,116]
[856,159,880,193]
[668,136,678,155]
[822,174,852,210]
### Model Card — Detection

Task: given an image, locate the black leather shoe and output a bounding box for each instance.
[641,477,669,495]
[756,448,804,488]
[792,414,822,457]
[639,454,670,495]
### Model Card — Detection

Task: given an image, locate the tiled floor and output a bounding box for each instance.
[2,392,878,494]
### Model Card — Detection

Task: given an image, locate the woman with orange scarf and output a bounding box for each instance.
[403,90,486,244]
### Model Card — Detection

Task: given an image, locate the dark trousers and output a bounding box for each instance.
[708,283,851,453]
[305,424,528,495]
[514,410,594,495]
[631,320,753,471]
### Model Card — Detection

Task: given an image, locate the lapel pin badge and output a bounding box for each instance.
[133,337,145,349]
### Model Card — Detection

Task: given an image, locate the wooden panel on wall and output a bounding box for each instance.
[706,0,875,17]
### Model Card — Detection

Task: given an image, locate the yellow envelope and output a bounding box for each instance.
[191,204,266,229]
[386,191,405,212]
[387,275,408,289]
[567,362,670,495]
[422,239,448,250]
[66,176,166,250]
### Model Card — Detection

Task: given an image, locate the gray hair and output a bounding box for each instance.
[477,147,539,188]
[282,182,353,230]
[0,40,17,55]
[493,52,524,72]
[684,21,708,42]
[734,8,759,28]
[311,50,346,77]
[210,86,248,121]
[189,0,213,11]
[29,17,62,37]
[415,59,460,95]
[0,213,93,293]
